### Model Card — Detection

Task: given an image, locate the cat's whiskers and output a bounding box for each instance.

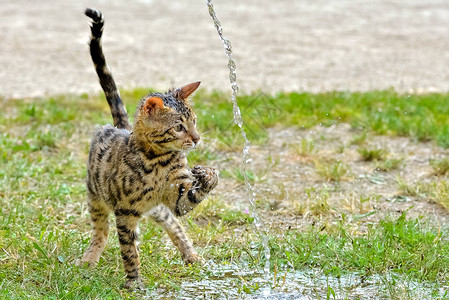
[191,142,224,163]
[179,143,194,158]
[195,143,214,154]
[200,137,227,147]
[198,128,214,136]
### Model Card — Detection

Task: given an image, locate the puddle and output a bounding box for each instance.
[146,262,448,299]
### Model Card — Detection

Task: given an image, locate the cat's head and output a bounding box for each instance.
[133,81,201,152]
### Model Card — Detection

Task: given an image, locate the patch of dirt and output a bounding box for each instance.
[210,124,449,233]
[2,0,449,98]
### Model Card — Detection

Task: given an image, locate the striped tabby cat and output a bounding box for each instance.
[77,8,218,289]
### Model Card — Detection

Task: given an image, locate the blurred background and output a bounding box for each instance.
[2,0,449,98]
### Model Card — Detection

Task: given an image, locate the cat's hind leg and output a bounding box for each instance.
[149,205,202,264]
[77,198,111,267]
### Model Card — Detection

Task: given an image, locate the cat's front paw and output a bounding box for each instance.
[75,256,99,268]
[191,165,218,191]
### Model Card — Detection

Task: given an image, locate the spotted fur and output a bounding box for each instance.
[78,8,218,289]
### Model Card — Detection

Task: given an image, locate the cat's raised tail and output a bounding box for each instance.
[85,8,131,131]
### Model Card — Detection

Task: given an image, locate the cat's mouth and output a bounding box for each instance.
[182,141,196,151]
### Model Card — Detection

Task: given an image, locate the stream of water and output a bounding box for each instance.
[206,0,272,295]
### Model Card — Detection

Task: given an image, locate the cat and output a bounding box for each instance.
[77,8,219,289]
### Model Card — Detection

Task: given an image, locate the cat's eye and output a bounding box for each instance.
[174,124,185,132]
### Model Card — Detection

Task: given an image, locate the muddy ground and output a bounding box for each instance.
[2,0,449,98]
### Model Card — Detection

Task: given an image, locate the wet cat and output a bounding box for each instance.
[77,8,218,289]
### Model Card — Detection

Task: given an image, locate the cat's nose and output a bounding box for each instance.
[191,133,200,144]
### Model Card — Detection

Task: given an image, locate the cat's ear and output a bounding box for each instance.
[143,97,164,115]
[175,81,201,101]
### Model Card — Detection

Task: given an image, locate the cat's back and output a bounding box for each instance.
[88,124,130,165]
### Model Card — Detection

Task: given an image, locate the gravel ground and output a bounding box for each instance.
[2,0,449,98]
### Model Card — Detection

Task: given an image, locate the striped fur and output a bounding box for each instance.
[78,9,218,289]
[85,8,131,130]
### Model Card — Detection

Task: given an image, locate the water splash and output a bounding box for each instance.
[206,0,271,292]
[154,266,449,299]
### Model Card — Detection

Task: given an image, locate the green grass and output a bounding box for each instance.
[400,179,449,211]
[358,146,389,161]
[220,168,256,184]
[376,158,404,172]
[289,139,315,156]
[194,89,449,148]
[5,89,449,148]
[350,131,368,145]
[429,179,449,210]
[430,158,449,176]
[270,212,449,282]
[315,159,351,182]
[2,89,449,298]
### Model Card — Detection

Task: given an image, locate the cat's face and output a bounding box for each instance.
[134,82,201,152]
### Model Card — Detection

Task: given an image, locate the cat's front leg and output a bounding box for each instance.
[149,205,203,264]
